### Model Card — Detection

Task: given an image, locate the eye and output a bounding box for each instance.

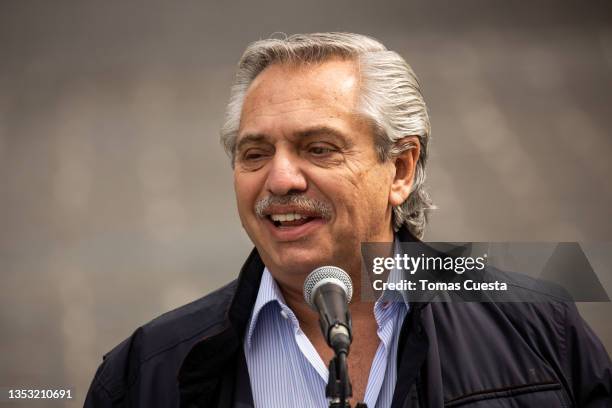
[245,152,262,160]
[242,149,269,161]
[308,144,337,156]
[236,147,272,171]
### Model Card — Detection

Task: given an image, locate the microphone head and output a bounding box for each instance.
[303,266,353,308]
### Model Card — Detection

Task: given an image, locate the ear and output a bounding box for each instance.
[389,136,420,207]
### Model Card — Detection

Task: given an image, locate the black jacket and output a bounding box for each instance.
[85,229,612,407]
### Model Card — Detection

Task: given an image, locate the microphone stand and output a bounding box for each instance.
[324,325,368,408]
[326,349,350,407]
[303,267,367,408]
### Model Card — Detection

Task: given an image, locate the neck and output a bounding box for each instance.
[275,257,376,339]
[270,226,395,339]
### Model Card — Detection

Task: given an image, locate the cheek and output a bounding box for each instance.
[359,167,393,215]
[327,168,389,222]
[234,173,261,218]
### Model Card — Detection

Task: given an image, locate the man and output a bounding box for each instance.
[86,33,611,407]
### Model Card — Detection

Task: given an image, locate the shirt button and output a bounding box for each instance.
[280,309,289,319]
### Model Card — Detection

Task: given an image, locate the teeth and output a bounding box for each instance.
[270,213,305,222]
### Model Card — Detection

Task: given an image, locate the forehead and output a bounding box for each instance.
[238,59,362,140]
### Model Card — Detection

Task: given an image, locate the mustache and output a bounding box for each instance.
[254,194,333,220]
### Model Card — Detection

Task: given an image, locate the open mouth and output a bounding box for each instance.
[268,213,318,228]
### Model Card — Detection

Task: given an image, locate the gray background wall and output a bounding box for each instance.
[1,1,611,406]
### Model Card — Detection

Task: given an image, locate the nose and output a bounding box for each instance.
[264,150,307,196]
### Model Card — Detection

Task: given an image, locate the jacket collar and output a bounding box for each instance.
[178,247,264,407]
[178,226,422,407]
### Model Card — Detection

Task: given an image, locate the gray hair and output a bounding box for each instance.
[221,32,434,239]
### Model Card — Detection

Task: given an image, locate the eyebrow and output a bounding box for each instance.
[235,134,273,154]
[294,126,349,142]
[236,126,352,152]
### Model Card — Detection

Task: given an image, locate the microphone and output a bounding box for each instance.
[303,266,353,355]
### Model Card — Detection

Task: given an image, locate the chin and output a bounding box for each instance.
[269,245,334,275]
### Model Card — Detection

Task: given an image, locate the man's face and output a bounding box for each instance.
[234,59,395,281]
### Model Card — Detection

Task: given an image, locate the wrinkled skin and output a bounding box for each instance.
[234,58,418,294]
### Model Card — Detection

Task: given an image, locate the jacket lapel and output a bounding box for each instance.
[178,248,264,408]
[392,302,429,408]
[391,227,433,408]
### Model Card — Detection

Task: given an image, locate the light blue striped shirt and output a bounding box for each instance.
[244,266,409,408]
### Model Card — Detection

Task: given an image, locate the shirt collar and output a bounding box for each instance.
[246,237,410,350]
[245,267,298,350]
[377,238,411,305]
